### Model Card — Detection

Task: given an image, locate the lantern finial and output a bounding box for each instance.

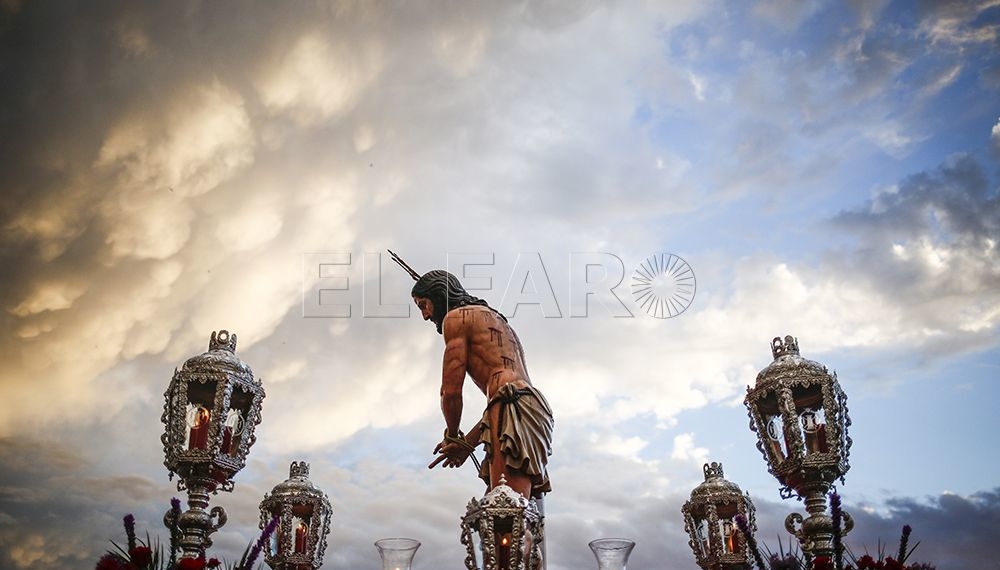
[703,462,724,480]
[290,461,310,479]
[771,335,799,359]
[209,330,238,352]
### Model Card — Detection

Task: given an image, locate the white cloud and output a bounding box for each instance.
[255,34,384,125]
[991,117,1000,160]
[96,81,254,199]
[670,433,709,464]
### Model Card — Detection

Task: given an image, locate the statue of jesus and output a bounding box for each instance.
[413,269,553,501]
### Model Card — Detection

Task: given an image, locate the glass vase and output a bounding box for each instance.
[375,537,421,570]
[589,538,635,570]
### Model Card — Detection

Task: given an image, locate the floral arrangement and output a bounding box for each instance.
[736,492,935,570]
[96,501,279,570]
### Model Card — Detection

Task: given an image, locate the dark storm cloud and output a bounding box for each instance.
[846,489,1000,569]
[835,154,998,243]
[0,436,166,569]
[827,154,1000,351]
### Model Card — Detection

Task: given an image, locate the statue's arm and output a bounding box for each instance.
[440,312,468,438]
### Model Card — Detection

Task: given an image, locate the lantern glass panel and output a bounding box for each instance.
[226,387,252,456]
[799,407,828,455]
[493,517,514,570]
[695,517,710,556]
[790,384,826,455]
[184,380,217,450]
[720,518,737,554]
[763,413,786,461]
[292,515,309,554]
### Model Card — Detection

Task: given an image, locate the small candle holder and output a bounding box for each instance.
[375,538,421,570]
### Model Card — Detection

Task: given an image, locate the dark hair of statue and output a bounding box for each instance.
[411,270,507,333]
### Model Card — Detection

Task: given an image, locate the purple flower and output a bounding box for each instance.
[734,514,768,570]
[243,515,279,570]
[898,524,912,563]
[831,492,844,570]
[168,497,183,568]
[123,514,137,552]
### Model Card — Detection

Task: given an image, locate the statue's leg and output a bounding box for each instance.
[487,404,533,497]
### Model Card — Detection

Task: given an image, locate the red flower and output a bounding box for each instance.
[129,546,152,568]
[178,558,207,570]
[207,558,221,569]
[883,557,904,570]
[812,556,834,570]
[856,554,879,569]
[95,553,130,570]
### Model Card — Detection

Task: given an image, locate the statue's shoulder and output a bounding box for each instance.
[442,304,495,327]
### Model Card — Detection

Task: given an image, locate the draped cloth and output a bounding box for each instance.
[478,383,554,498]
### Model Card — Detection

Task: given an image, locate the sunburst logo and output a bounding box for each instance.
[630,253,696,318]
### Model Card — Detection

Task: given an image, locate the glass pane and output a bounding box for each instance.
[800,408,828,454]
[225,387,252,456]
[720,519,736,554]
[221,409,244,456]
[293,515,309,554]
[695,518,710,556]
[764,414,787,461]
[269,525,279,555]
[185,404,211,450]
[184,381,217,451]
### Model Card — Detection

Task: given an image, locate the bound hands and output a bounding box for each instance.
[428,430,475,469]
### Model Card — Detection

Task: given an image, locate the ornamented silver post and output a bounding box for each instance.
[161,330,265,559]
[744,335,853,559]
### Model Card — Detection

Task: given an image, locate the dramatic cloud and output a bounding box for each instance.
[832,154,1000,349]
[1,1,998,569]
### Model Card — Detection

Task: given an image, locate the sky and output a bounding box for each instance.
[1,0,999,569]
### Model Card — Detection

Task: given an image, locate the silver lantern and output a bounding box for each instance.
[161,330,265,558]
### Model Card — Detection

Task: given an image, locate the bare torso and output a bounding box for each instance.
[444,305,530,399]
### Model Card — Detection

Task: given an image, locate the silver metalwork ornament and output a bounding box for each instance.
[744,335,853,558]
[461,477,544,570]
[160,330,265,559]
[260,461,333,570]
[682,462,756,570]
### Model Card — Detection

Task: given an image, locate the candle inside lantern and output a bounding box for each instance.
[187,405,210,450]
[498,532,511,570]
[722,520,735,553]
[294,520,308,554]
[801,410,829,454]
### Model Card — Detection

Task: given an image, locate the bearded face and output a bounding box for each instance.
[413,294,448,333]
[410,270,488,334]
